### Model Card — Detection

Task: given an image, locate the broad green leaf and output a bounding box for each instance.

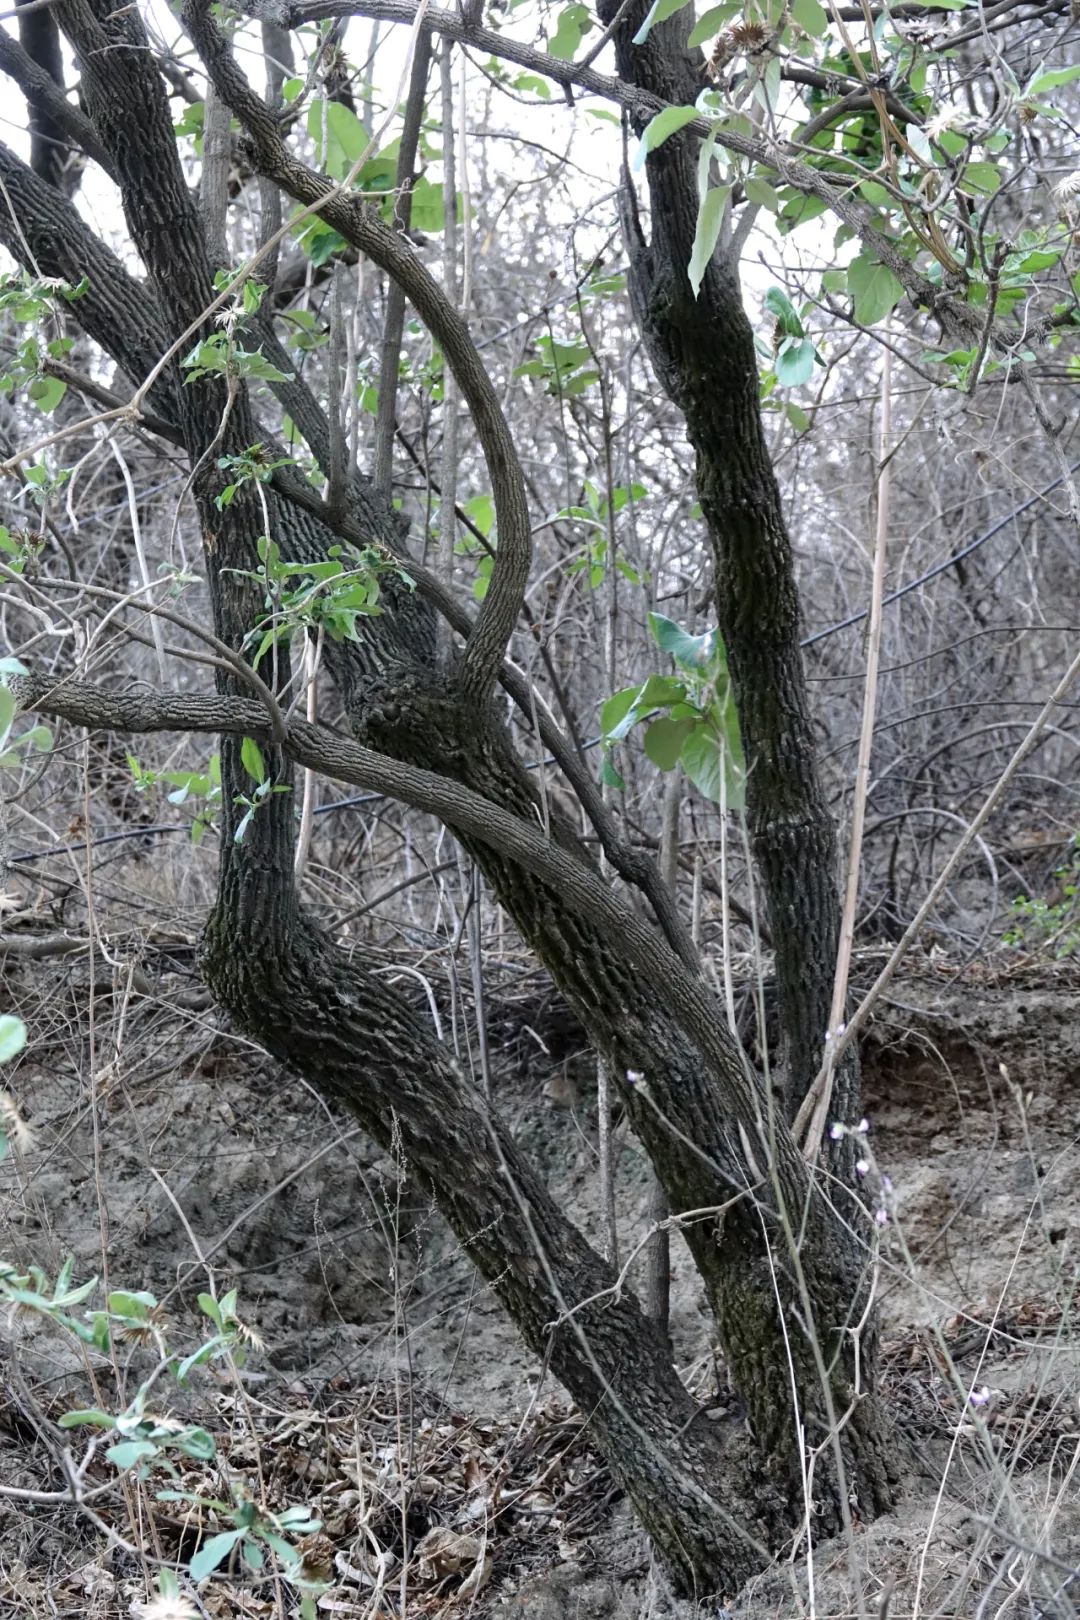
[744,176,781,210]
[0,1015,26,1063]
[1015,249,1060,273]
[648,613,718,672]
[514,72,553,98]
[764,285,804,337]
[633,105,699,171]
[791,0,829,35]
[59,1407,116,1429]
[27,375,66,415]
[177,1427,216,1460]
[774,336,817,387]
[688,185,730,297]
[0,685,14,744]
[107,1289,156,1318]
[632,0,693,44]
[687,2,740,46]
[599,754,626,791]
[644,716,694,769]
[307,100,369,181]
[848,255,905,326]
[1026,65,1080,94]
[681,723,745,808]
[960,161,1000,196]
[636,674,688,709]
[107,1439,158,1470]
[601,685,642,741]
[547,3,592,59]
[463,493,495,536]
[190,1529,245,1581]
[240,737,266,784]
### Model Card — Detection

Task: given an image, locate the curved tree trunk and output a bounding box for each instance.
[3,0,898,1591]
[600,0,858,1130]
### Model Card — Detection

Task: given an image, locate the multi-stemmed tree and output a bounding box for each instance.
[2,0,1076,1595]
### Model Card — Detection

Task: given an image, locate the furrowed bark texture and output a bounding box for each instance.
[592,0,897,1526]
[599,0,856,1130]
[3,0,898,1582]
[178,9,898,1532]
[12,0,779,1592]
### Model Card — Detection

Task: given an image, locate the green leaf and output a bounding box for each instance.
[1026,64,1080,95]
[307,99,369,181]
[107,1289,156,1318]
[791,0,829,34]
[190,1529,245,1581]
[764,285,804,337]
[107,1439,158,1470]
[744,176,781,210]
[177,1427,216,1461]
[688,185,730,298]
[599,754,626,791]
[58,1407,116,1429]
[774,336,817,387]
[687,3,741,46]
[0,1015,26,1063]
[632,105,699,171]
[547,2,593,59]
[1015,249,1060,273]
[681,723,745,808]
[644,716,694,770]
[601,684,644,741]
[27,375,66,415]
[848,254,905,326]
[0,684,15,745]
[632,0,693,44]
[648,613,718,672]
[240,737,266,784]
[960,161,1000,196]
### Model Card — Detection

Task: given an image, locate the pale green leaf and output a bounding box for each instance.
[190,1529,244,1581]
[960,161,1000,196]
[632,105,699,171]
[687,2,741,46]
[632,0,693,44]
[548,3,593,59]
[848,255,905,326]
[0,1015,26,1063]
[688,185,730,297]
[644,716,694,770]
[791,0,829,35]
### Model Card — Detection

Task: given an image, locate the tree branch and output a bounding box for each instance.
[186,0,535,699]
[269,0,986,340]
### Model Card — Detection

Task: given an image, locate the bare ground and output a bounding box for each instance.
[2,929,1080,1618]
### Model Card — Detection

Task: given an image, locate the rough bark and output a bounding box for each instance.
[598,0,857,1131]
[22,0,783,1591]
[4,0,900,1585]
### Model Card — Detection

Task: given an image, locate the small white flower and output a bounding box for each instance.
[829,1121,846,1141]
[133,1597,200,1620]
[856,1117,869,1134]
[874,1208,889,1226]
[855,1158,870,1176]
[968,1385,991,1407]
[925,104,971,141]
[626,1071,644,1086]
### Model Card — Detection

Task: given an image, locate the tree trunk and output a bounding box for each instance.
[3,0,899,1586]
